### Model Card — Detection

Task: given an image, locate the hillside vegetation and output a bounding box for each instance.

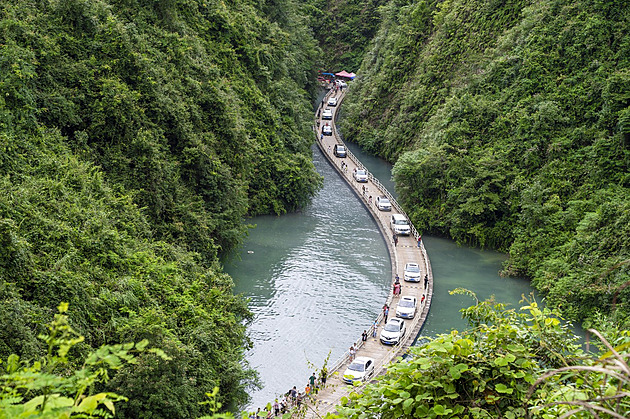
[341,0,630,329]
[1,0,322,416]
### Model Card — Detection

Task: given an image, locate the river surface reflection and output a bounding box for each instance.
[224,141,536,410]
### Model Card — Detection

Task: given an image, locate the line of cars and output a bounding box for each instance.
[377,262,422,347]
[322,91,424,386]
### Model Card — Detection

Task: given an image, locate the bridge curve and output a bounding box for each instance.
[306,87,434,416]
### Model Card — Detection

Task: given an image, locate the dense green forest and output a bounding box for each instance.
[341,0,629,330]
[2,0,629,416]
[0,0,322,416]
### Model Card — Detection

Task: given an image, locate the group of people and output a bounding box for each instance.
[249,370,328,418]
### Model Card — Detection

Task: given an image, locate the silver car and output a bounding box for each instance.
[396,296,417,319]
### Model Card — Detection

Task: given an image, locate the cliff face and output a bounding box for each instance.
[340,0,630,328]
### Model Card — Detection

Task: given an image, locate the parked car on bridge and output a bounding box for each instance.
[390,214,411,235]
[342,356,375,384]
[396,296,417,319]
[403,262,421,282]
[322,108,333,120]
[380,318,406,345]
[353,169,368,182]
[328,96,338,106]
[376,196,391,211]
[333,144,346,157]
[322,124,333,136]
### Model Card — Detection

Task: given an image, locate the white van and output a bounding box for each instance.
[390,214,411,235]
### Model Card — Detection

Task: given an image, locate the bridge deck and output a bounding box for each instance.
[305,88,434,417]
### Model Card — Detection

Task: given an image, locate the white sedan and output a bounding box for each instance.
[342,356,375,384]
[328,97,338,106]
[353,169,368,182]
[322,108,333,120]
[380,318,406,345]
[404,262,421,282]
[376,196,391,211]
[396,296,417,319]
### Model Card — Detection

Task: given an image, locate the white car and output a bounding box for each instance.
[322,125,333,136]
[396,296,417,319]
[342,356,375,384]
[376,196,391,211]
[390,214,411,235]
[353,169,368,183]
[322,108,333,120]
[380,318,406,345]
[337,80,348,88]
[403,262,421,282]
[328,97,338,106]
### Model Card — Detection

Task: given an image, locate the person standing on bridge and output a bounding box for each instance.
[393,233,398,247]
[320,368,328,388]
[424,274,429,289]
[362,330,368,342]
[383,304,389,322]
[372,320,378,337]
[417,235,422,248]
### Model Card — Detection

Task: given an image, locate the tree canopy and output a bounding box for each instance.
[340,0,630,330]
[1,0,322,415]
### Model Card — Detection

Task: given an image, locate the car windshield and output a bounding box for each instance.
[384,322,400,332]
[380,198,390,204]
[394,219,408,225]
[348,362,365,372]
[356,170,366,176]
[405,265,420,273]
[338,146,345,151]
[399,300,415,308]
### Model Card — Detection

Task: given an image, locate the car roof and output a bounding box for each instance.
[405,262,419,268]
[401,296,416,302]
[353,356,374,363]
[388,318,403,324]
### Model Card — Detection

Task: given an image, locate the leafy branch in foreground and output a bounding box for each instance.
[527,329,630,418]
[0,303,170,418]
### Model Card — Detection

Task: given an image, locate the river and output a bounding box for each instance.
[223,138,537,410]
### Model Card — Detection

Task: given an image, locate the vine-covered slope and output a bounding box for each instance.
[1,0,322,415]
[341,0,630,328]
